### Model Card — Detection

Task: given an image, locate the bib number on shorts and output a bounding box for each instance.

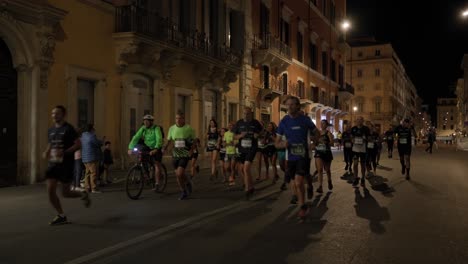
[241,139,252,148]
[354,137,364,145]
[208,140,217,147]
[367,142,375,149]
[399,138,408,144]
[49,148,64,163]
[345,142,352,148]
[290,144,306,156]
[316,144,327,152]
[175,140,186,148]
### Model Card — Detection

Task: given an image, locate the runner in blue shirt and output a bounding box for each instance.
[276,96,320,220]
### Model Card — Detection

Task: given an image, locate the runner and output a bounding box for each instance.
[262,122,279,184]
[395,118,415,180]
[276,96,320,219]
[277,134,288,191]
[224,122,237,186]
[234,107,263,199]
[163,112,196,200]
[43,105,91,225]
[190,138,201,180]
[366,123,380,177]
[342,124,353,174]
[206,119,220,181]
[314,120,334,193]
[256,122,267,181]
[218,127,227,183]
[351,116,371,187]
[384,126,395,158]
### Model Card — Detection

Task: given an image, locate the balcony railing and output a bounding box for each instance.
[115,5,242,66]
[339,83,355,95]
[286,81,306,99]
[252,33,292,60]
[261,76,284,93]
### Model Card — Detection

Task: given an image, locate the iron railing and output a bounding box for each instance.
[252,32,292,60]
[339,83,355,95]
[115,5,242,66]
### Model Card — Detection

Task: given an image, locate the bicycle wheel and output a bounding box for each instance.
[155,163,168,193]
[126,165,144,200]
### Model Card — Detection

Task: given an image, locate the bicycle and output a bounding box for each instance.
[126,146,168,200]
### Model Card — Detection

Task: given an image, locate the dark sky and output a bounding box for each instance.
[347,0,468,114]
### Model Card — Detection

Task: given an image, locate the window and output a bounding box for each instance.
[338,65,344,86]
[298,80,305,98]
[322,51,328,76]
[358,102,364,112]
[281,73,288,94]
[331,59,336,81]
[260,2,269,36]
[309,42,318,70]
[357,69,363,78]
[262,65,269,89]
[375,50,381,56]
[297,32,303,62]
[330,1,336,25]
[374,83,381,90]
[312,86,319,102]
[358,51,363,57]
[77,79,95,129]
[375,101,381,113]
[322,0,327,17]
[228,103,237,123]
[280,18,290,45]
[451,116,453,120]
[443,125,446,130]
[130,108,136,139]
[375,68,380,76]
[451,125,454,130]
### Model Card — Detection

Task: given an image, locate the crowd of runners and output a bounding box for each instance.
[43,96,418,224]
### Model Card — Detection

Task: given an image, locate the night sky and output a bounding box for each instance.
[347,0,468,117]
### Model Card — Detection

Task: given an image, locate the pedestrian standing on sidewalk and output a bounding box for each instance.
[164,112,196,200]
[314,120,334,194]
[206,119,219,181]
[102,141,114,184]
[276,96,320,219]
[43,105,91,225]
[234,106,263,199]
[81,124,104,193]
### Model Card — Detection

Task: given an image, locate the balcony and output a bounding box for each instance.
[256,76,284,103]
[114,5,242,73]
[279,81,312,106]
[338,83,355,102]
[252,33,292,73]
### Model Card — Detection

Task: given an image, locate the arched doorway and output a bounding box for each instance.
[0,38,17,186]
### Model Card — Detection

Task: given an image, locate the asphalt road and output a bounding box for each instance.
[1,145,467,264]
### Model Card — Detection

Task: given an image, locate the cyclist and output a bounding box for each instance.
[164,112,196,200]
[128,114,164,191]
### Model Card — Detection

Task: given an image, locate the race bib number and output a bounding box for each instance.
[258,141,265,148]
[175,140,186,148]
[290,144,306,156]
[345,142,352,148]
[241,139,252,148]
[354,137,364,145]
[208,139,217,147]
[399,138,408,144]
[316,144,327,151]
[367,142,375,149]
[49,148,64,163]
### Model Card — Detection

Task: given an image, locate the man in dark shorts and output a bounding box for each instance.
[43,105,91,225]
[395,119,415,180]
[384,126,395,158]
[351,116,371,187]
[164,112,196,200]
[276,96,320,219]
[234,106,263,199]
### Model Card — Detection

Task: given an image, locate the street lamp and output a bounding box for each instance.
[351,106,358,125]
[462,9,468,17]
[341,21,351,31]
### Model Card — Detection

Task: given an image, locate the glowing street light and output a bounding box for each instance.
[341,20,351,31]
[462,9,468,17]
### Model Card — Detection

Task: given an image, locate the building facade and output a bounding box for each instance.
[0,0,245,186]
[248,0,352,131]
[458,54,468,133]
[436,98,458,136]
[345,38,418,133]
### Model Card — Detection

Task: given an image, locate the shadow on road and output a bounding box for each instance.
[354,188,390,234]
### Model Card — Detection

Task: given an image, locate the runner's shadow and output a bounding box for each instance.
[354,188,390,234]
[308,192,332,222]
[367,175,394,195]
[376,165,393,171]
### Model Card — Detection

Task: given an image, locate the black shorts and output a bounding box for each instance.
[238,151,256,164]
[206,146,219,152]
[397,145,412,156]
[287,158,310,178]
[173,157,190,169]
[262,145,276,158]
[353,152,367,162]
[46,160,74,183]
[191,152,199,160]
[219,152,226,161]
[314,151,333,163]
[151,150,163,163]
